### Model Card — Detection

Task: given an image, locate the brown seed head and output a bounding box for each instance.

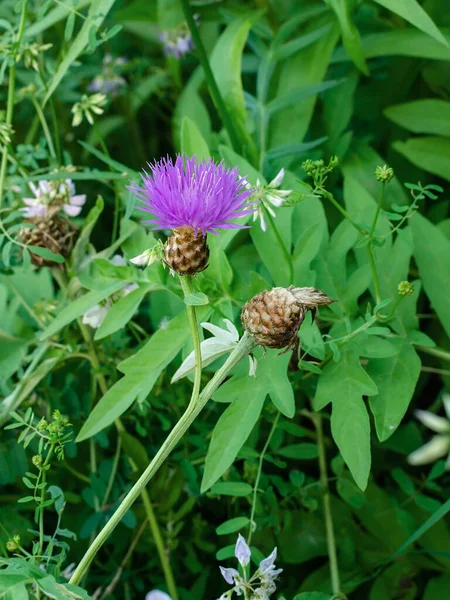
[241,286,334,349]
[164,226,209,276]
[20,213,78,267]
[241,287,306,349]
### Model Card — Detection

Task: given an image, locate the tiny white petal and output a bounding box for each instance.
[201,320,237,344]
[268,168,284,189]
[266,194,284,208]
[145,591,172,600]
[260,212,266,231]
[407,435,450,466]
[82,305,108,329]
[111,254,127,267]
[70,194,86,206]
[219,566,239,585]
[224,319,240,342]
[259,547,277,573]
[443,394,450,420]
[235,534,251,567]
[276,189,292,197]
[248,355,257,377]
[63,204,82,217]
[266,205,276,218]
[414,409,450,433]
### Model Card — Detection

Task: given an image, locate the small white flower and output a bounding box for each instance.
[82,305,109,329]
[249,168,291,232]
[111,254,127,267]
[61,562,76,581]
[408,401,450,469]
[22,179,86,218]
[235,534,251,568]
[145,591,172,600]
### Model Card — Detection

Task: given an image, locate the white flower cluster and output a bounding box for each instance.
[408,395,450,469]
[22,179,86,218]
[249,169,291,232]
[218,535,282,600]
[171,319,257,383]
[82,255,139,329]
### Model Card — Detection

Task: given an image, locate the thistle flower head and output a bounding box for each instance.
[128,154,253,234]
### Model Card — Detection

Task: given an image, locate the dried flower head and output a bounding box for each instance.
[241,286,334,350]
[128,155,253,275]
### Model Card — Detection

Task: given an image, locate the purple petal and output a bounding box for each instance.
[219,566,239,585]
[259,547,277,573]
[235,534,251,567]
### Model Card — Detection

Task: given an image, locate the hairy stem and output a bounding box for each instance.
[69,333,256,585]
[179,0,242,153]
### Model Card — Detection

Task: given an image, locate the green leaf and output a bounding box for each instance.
[367,339,421,442]
[265,80,343,115]
[210,14,260,148]
[70,196,104,272]
[210,482,253,497]
[293,593,333,600]
[39,283,124,340]
[410,213,450,338]
[315,345,377,490]
[76,308,210,441]
[94,284,155,340]
[216,516,250,534]
[358,334,398,359]
[25,0,91,37]
[183,292,210,306]
[384,99,450,136]
[337,476,366,508]
[371,0,448,48]
[27,245,65,264]
[201,386,266,492]
[0,575,32,593]
[44,0,116,104]
[326,0,368,74]
[180,117,211,162]
[78,141,135,175]
[393,136,450,181]
[277,444,318,459]
[332,29,450,62]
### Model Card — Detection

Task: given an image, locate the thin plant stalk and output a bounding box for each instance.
[247,412,280,545]
[179,275,203,410]
[69,333,256,586]
[264,208,294,284]
[30,96,57,162]
[179,0,242,154]
[313,413,341,596]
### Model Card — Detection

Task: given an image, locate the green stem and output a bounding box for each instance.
[179,0,242,153]
[30,96,57,162]
[101,435,121,507]
[0,0,28,224]
[37,446,53,559]
[140,489,179,600]
[313,413,341,596]
[367,244,381,304]
[179,275,203,410]
[369,182,385,238]
[247,413,280,545]
[320,189,364,235]
[416,345,450,362]
[264,208,294,284]
[69,333,256,586]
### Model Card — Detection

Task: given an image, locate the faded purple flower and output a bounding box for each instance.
[128,155,253,234]
[88,54,127,96]
[235,534,251,567]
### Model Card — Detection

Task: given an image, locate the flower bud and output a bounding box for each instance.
[164,226,210,276]
[397,281,414,296]
[241,286,334,349]
[375,164,394,183]
[32,455,43,467]
[6,535,20,552]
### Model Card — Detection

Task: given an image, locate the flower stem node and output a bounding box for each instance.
[375,164,394,183]
[241,286,334,350]
[164,226,209,276]
[397,281,414,297]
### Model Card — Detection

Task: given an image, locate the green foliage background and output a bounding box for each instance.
[1,0,450,599]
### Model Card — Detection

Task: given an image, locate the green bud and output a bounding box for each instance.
[6,535,20,552]
[397,281,414,296]
[36,418,48,431]
[375,165,394,183]
[32,455,42,467]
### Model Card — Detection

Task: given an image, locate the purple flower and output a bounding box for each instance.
[235,534,251,567]
[128,155,254,234]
